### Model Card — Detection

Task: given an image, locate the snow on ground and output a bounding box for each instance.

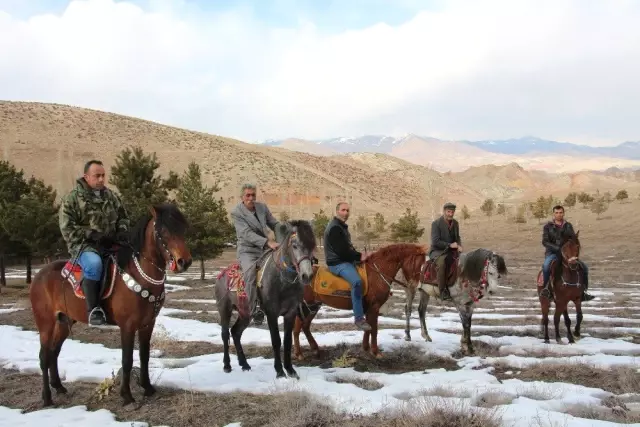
[2,272,640,426]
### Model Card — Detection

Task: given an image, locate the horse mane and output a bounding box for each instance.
[460,248,507,282]
[117,203,188,268]
[369,243,427,261]
[288,219,317,251]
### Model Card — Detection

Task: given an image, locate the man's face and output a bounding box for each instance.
[444,208,455,220]
[337,203,350,221]
[242,188,257,210]
[553,208,564,222]
[84,163,106,190]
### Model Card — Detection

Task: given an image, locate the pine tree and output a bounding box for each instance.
[110,146,179,223]
[615,189,629,202]
[312,209,330,245]
[0,161,31,286]
[564,192,577,207]
[0,176,62,283]
[373,212,386,233]
[390,208,425,243]
[461,205,470,220]
[532,196,547,223]
[480,199,495,218]
[176,162,233,280]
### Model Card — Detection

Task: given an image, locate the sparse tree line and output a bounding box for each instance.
[0,146,234,285]
[474,188,631,224]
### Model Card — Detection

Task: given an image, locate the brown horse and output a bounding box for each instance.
[29,203,192,407]
[537,231,584,344]
[293,243,427,359]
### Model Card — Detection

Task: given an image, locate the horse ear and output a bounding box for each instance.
[575,230,580,237]
[149,206,158,219]
[274,222,290,243]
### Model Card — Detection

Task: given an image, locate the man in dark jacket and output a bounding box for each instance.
[541,205,594,301]
[428,202,462,301]
[323,202,371,331]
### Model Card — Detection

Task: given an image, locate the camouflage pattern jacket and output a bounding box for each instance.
[59,178,130,257]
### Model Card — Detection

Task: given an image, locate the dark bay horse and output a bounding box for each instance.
[29,203,192,407]
[293,243,428,360]
[403,248,507,354]
[215,220,316,379]
[537,231,584,344]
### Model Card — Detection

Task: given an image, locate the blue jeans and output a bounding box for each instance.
[543,254,589,286]
[78,251,103,281]
[329,262,364,320]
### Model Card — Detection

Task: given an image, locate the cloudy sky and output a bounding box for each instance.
[1,0,639,146]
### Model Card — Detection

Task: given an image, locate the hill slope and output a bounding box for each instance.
[0,101,475,220]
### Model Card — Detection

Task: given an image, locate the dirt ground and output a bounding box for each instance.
[1,200,639,426]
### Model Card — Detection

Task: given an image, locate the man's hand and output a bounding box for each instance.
[360,252,369,262]
[457,245,463,252]
[267,240,279,250]
[116,230,129,245]
[449,242,458,249]
[87,230,104,243]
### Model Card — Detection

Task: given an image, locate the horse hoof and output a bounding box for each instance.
[223,366,232,373]
[286,369,299,379]
[42,399,54,408]
[556,338,562,344]
[276,371,287,379]
[121,396,136,406]
[54,385,68,394]
[404,335,411,342]
[295,354,304,361]
[143,385,157,397]
[425,336,433,343]
[241,365,251,371]
[544,339,550,344]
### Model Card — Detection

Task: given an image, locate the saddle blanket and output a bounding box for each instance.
[61,261,117,300]
[312,264,368,298]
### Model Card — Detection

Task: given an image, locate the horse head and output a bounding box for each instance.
[561,230,580,267]
[147,203,192,273]
[274,220,316,286]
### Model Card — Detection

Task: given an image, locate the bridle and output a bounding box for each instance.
[273,231,313,283]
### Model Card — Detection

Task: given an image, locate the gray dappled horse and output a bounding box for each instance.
[215,220,316,379]
[403,248,507,354]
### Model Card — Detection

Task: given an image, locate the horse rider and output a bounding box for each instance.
[59,160,130,326]
[428,202,462,301]
[230,183,279,325]
[541,204,594,301]
[323,202,371,331]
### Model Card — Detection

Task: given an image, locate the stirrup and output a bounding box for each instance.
[440,288,452,301]
[539,287,553,301]
[88,306,106,326]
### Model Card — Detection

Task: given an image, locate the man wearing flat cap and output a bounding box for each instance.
[428,202,462,301]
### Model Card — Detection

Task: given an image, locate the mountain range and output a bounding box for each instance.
[1,101,639,221]
[261,135,640,173]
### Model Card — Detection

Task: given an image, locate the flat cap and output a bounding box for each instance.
[443,202,456,210]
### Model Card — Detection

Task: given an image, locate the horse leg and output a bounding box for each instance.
[404,287,416,341]
[119,328,136,405]
[137,321,157,396]
[366,306,382,358]
[540,298,550,343]
[38,327,54,407]
[418,291,432,342]
[562,308,575,344]
[220,307,233,373]
[266,311,285,378]
[553,299,567,344]
[574,299,583,338]
[231,315,252,371]
[458,304,474,354]
[293,316,304,360]
[282,312,299,379]
[49,321,70,395]
[295,310,320,360]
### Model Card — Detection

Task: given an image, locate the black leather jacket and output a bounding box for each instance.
[542,221,576,256]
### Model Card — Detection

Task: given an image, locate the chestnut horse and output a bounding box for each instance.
[537,231,584,344]
[293,243,427,359]
[29,203,192,407]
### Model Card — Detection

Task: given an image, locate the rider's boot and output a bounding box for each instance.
[581,279,595,301]
[540,280,554,301]
[437,262,452,301]
[251,300,265,326]
[82,278,106,326]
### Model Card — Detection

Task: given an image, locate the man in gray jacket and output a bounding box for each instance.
[230,183,279,325]
[428,202,462,301]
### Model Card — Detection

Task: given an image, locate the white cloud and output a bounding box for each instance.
[1,0,639,145]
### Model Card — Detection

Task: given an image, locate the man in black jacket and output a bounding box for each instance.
[541,205,594,301]
[428,202,462,301]
[323,202,371,331]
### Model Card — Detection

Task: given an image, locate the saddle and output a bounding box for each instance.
[420,253,458,287]
[311,264,369,299]
[61,253,117,300]
[536,259,582,288]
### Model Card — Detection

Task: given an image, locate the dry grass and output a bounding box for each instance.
[492,362,640,394]
[472,391,515,408]
[563,401,640,424]
[326,374,384,391]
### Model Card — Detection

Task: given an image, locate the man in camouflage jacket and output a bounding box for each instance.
[59,160,130,326]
